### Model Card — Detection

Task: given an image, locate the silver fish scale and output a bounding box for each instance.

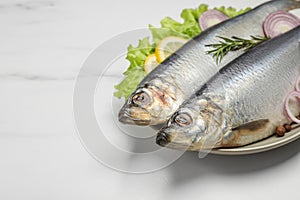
[139,0,300,100]
[202,26,300,128]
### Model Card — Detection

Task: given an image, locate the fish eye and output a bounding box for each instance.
[132,92,151,106]
[174,113,193,127]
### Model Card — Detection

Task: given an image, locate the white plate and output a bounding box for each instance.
[149,125,300,155]
[210,128,300,155]
[76,1,300,160]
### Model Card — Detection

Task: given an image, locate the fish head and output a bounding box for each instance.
[118,82,181,125]
[156,98,225,151]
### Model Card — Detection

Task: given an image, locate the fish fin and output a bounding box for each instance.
[221,119,272,147]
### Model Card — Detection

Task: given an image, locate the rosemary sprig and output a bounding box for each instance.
[206,35,269,64]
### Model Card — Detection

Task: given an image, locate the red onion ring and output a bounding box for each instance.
[199,10,229,31]
[263,10,300,38]
[284,91,300,124]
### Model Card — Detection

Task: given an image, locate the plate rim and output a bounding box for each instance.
[209,129,300,155]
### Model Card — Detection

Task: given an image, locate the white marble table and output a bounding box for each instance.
[0,0,299,199]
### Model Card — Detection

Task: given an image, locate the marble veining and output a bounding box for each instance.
[14,1,55,10]
[0,0,56,11]
[0,73,74,81]
[0,0,299,199]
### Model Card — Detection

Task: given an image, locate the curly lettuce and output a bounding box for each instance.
[215,6,251,18]
[114,4,251,99]
[149,4,209,45]
[114,37,154,99]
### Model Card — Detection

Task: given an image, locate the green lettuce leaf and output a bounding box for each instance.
[215,6,251,18]
[114,4,251,99]
[149,4,209,45]
[114,68,147,99]
[114,37,154,99]
[123,37,155,75]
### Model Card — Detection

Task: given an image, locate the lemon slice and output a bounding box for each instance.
[144,54,159,74]
[155,36,188,63]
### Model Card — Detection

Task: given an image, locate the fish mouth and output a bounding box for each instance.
[156,130,191,150]
[118,105,151,126]
[156,131,170,146]
[156,129,198,150]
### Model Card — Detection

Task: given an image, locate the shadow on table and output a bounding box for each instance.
[168,138,300,186]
